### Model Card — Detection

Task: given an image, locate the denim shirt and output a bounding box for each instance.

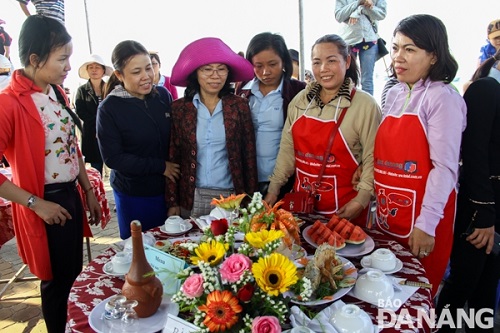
[193,93,233,189]
[246,78,285,182]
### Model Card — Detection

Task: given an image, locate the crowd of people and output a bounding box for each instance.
[0,4,499,332]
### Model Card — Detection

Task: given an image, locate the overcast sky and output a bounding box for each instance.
[2,0,499,98]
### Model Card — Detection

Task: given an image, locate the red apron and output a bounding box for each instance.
[291,105,368,226]
[374,111,456,297]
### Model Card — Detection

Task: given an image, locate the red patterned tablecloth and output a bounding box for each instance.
[0,167,110,247]
[67,216,433,333]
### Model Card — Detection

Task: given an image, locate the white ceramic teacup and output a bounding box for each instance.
[111,252,132,274]
[164,215,188,233]
[353,269,394,304]
[367,248,396,271]
[329,304,373,333]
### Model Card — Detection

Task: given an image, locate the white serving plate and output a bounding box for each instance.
[302,225,375,258]
[88,295,179,333]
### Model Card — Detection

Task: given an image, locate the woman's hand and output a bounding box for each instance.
[264,192,278,207]
[168,206,180,217]
[466,226,495,254]
[164,161,180,183]
[409,227,435,258]
[32,198,73,226]
[351,164,363,189]
[85,192,102,226]
[337,200,364,220]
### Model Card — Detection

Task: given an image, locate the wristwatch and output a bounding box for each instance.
[27,195,36,209]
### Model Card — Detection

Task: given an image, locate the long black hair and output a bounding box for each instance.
[18,15,71,68]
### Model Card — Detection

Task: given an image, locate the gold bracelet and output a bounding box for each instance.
[84,186,93,194]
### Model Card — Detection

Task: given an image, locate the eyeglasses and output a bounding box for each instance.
[199,67,229,77]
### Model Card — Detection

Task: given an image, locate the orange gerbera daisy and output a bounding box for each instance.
[211,193,246,210]
[198,290,242,332]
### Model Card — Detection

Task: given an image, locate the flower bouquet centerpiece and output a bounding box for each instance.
[171,193,313,332]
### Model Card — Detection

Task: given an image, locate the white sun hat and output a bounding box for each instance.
[78,54,113,79]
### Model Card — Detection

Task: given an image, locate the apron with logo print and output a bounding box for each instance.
[291,102,368,225]
[374,102,456,296]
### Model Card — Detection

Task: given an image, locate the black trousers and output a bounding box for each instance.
[41,181,84,333]
[436,191,500,332]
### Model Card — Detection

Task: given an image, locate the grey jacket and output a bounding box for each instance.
[335,0,387,45]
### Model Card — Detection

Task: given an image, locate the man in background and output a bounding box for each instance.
[17,0,65,24]
[289,48,300,80]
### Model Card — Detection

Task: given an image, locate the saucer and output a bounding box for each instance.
[360,256,403,275]
[159,222,193,236]
[102,262,127,277]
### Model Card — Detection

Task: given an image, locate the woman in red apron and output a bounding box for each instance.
[374,15,466,298]
[265,34,381,226]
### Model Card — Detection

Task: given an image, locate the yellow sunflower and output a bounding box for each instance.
[191,240,227,266]
[198,290,242,332]
[245,229,284,249]
[252,252,298,296]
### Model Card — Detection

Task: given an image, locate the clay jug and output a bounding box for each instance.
[121,220,163,318]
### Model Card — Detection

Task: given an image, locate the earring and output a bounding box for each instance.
[282,68,286,72]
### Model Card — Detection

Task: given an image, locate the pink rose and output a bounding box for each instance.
[181,273,204,298]
[220,254,252,283]
[252,316,282,333]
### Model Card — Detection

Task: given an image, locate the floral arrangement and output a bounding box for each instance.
[171,193,313,332]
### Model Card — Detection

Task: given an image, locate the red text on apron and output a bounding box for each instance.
[291,113,366,225]
[374,112,456,297]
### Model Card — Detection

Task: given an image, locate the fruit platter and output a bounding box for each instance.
[303,214,375,257]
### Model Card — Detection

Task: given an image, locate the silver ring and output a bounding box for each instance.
[419,251,428,256]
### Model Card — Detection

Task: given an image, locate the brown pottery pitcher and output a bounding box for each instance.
[121,220,163,317]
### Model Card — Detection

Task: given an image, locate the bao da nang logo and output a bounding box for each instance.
[376,301,495,330]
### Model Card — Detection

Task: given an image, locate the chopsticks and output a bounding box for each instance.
[398,279,432,289]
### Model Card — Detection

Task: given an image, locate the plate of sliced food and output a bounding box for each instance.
[303,216,374,258]
[287,243,357,306]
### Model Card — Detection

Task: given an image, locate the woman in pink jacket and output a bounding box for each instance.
[0,16,101,332]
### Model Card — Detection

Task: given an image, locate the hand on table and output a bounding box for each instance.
[164,161,180,183]
[337,200,363,220]
[33,199,72,226]
[466,226,495,254]
[409,227,435,258]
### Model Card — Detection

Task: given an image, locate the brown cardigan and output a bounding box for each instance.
[167,94,258,210]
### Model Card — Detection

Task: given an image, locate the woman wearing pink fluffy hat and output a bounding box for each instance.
[167,37,258,218]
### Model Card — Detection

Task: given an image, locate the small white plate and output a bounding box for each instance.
[102,262,126,277]
[88,295,179,333]
[360,256,403,275]
[159,222,193,236]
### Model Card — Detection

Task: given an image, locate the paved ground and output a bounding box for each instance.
[0,176,498,332]
[0,176,121,333]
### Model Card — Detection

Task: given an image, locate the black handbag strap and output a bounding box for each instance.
[313,88,356,193]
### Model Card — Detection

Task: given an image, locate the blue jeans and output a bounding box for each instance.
[357,43,378,96]
[113,190,167,239]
